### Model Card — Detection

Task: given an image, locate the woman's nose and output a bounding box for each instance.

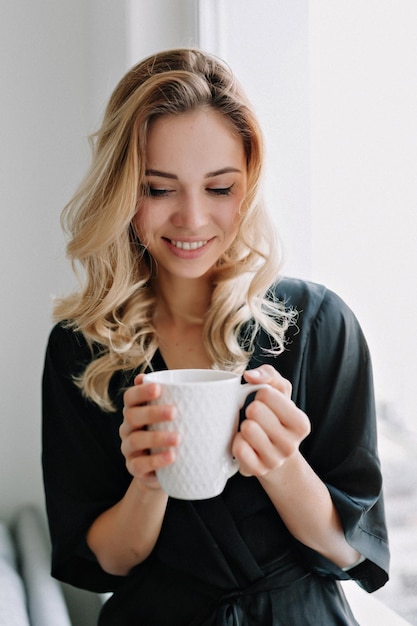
[171,192,209,229]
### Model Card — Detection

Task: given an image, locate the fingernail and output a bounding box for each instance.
[164,406,177,420]
[151,383,161,397]
[167,432,179,445]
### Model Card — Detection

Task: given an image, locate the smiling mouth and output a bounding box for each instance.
[170,239,208,250]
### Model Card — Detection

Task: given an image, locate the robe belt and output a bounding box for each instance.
[196,557,311,626]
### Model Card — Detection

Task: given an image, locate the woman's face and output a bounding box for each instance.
[133,108,247,284]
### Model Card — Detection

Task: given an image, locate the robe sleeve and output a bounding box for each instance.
[287,283,389,592]
[41,323,131,592]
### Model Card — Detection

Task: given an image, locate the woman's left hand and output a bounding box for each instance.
[232,366,362,569]
[232,365,311,478]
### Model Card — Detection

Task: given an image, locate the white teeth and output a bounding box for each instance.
[171,240,207,250]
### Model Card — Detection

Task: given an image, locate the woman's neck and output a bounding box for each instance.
[152,274,212,328]
[151,275,214,370]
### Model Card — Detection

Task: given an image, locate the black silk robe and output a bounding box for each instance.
[42,278,389,625]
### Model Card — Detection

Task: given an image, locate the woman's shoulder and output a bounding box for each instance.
[47,321,89,351]
[273,276,325,308]
[45,322,93,376]
[272,276,354,325]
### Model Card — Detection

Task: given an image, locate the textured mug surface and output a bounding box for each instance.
[144,369,267,500]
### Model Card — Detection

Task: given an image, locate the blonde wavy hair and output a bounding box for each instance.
[54,48,294,411]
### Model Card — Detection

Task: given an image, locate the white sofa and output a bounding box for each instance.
[0,506,104,626]
[0,506,71,626]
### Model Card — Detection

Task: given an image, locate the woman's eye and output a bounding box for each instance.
[143,185,171,198]
[208,184,234,196]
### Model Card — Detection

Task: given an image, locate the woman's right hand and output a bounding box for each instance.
[88,375,177,575]
[120,374,180,490]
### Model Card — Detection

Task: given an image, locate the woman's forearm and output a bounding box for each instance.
[87,478,168,576]
[259,452,361,569]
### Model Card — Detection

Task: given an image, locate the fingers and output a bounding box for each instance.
[244,365,292,398]
[234,369,311,477]
[123,378,160,412]
[246,387,310,438]
[120,378,179,485]
[123,440,177,485]
[121,426,179,460]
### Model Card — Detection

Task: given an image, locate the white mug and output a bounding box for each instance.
[143,369,267,500]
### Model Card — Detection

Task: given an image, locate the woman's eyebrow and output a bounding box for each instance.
[145,167,242,179]
[145,169,178,179]
[205,167,242,178]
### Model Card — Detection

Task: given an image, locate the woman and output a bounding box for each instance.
[42,48,389,625]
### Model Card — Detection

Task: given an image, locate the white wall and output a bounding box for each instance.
[0,0,196,521]
[310,1,417,434]
[128,0,198,64]
[1,0,89,520]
